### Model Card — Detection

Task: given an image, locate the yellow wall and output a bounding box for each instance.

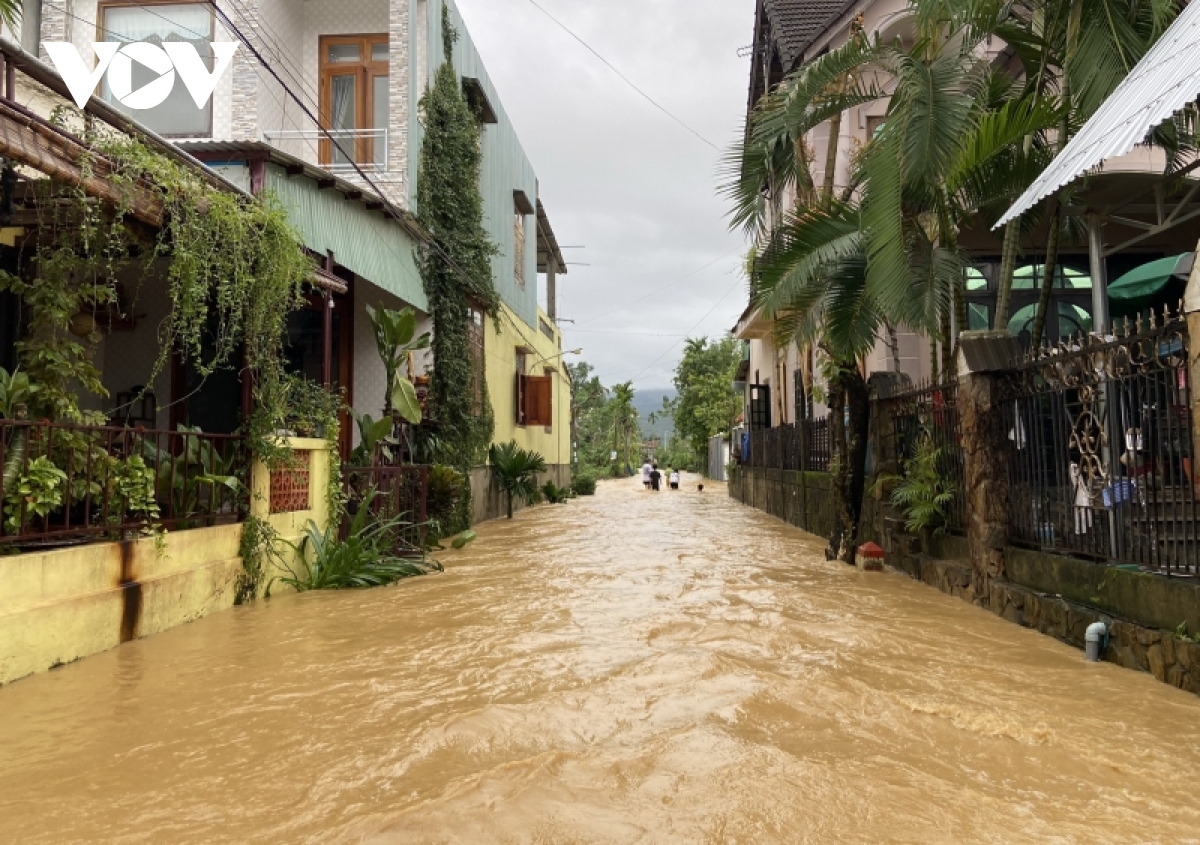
[249,436,333,595]
[0,439,334,686]
[486,304,572,468]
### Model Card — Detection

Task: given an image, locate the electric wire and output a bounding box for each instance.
[575,246,744,326]
[612,275,745,386]
[42,1,608,368]
[520,0,720,151]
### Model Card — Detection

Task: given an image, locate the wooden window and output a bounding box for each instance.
[319,34,389,169]
[99,3,214,137]
[523,374,553,427]
[514,350,551,428]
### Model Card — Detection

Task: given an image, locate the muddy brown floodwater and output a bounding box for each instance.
[3,477,1200,843]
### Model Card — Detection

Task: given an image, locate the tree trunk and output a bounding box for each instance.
[939,302,953,378]
[826,364,870,564]
[887,324,900,372]
[993,217,1021,330]
[506,492,514,520]
[1031,201,1063,348]
[822,108,843,206]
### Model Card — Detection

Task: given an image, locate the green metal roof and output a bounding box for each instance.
[265,164,427,311]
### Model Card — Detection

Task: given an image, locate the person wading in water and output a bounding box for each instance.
[649,464,662,492]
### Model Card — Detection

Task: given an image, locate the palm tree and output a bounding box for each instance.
[725,0,1059,560]
[609,381,639,475]
[488,441,548,519]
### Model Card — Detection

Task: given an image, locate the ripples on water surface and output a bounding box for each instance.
[3,477,1200,843]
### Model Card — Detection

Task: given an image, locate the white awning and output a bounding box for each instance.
[996,1,1200,228]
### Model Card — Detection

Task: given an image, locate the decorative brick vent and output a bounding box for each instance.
[270,453,312,514]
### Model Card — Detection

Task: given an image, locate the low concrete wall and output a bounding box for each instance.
[1005,547,1200,634]
[470,464,571,524]
[0,438,335,686]
[0,524,243,685]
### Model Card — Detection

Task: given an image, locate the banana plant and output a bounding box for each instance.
[366,305,430,424]
[0,366,38,493]
[349,410,397,467]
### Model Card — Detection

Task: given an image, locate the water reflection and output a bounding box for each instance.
[2,476,1200,843]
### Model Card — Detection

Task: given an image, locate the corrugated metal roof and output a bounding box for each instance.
[997,1,1200,227]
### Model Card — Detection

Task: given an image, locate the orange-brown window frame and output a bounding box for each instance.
[318,34,389,168]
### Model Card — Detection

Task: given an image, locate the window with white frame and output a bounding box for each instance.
[100,3,215,137]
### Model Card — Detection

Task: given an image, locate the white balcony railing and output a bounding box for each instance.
[260,128,389,174]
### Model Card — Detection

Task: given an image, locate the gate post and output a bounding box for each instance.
[1184,252,1200,493]
[867,372,908,543]
[956,332,1022,602]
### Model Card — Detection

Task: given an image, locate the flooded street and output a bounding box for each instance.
[4,478,1200,843]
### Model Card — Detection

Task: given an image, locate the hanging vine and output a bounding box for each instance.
[416,6,500,531]
[1,110,312,462]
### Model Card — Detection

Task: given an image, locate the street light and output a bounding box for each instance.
[528,348,582,371]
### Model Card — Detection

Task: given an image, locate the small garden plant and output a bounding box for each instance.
[489,441,547,519]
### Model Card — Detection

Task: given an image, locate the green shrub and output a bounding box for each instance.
[4,455,67,533]
[426,464,467,540]
[570,472,597,496]
[272,495,442,592]
[541,480,571,504]
[878,431,956,537]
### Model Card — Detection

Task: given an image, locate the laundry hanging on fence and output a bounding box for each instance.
[1008,403,1027,449]
[1070,462,1094,534]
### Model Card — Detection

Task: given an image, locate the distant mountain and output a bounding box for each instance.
[633,389,676,440]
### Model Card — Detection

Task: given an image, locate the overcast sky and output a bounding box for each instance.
[456,0,754,391]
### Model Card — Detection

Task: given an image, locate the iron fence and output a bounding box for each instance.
[1006,313,1200,575]
[0,420,247,548]
[342,464,429,557]
[744,416,831,472]
[883,380,966,534]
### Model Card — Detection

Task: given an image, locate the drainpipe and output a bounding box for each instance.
[1085,620,1110,661]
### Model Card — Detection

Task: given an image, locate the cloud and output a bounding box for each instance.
[457,0,754,389]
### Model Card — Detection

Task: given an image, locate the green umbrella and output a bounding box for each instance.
[1108,253,1194,305]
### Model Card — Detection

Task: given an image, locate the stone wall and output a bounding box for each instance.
[732,463,1200,697]
[886,544,1200,696]
[728,467,842,541]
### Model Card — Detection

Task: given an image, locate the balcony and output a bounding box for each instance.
[260,128,392,175]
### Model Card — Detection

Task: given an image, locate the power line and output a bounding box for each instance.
[521,0,720,151]
[576,246,744,326]
[620,276,745,385]
[566,329,689,337]
[55,1,565,361]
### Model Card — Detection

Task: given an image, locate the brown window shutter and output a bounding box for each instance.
[524,376,552,426]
